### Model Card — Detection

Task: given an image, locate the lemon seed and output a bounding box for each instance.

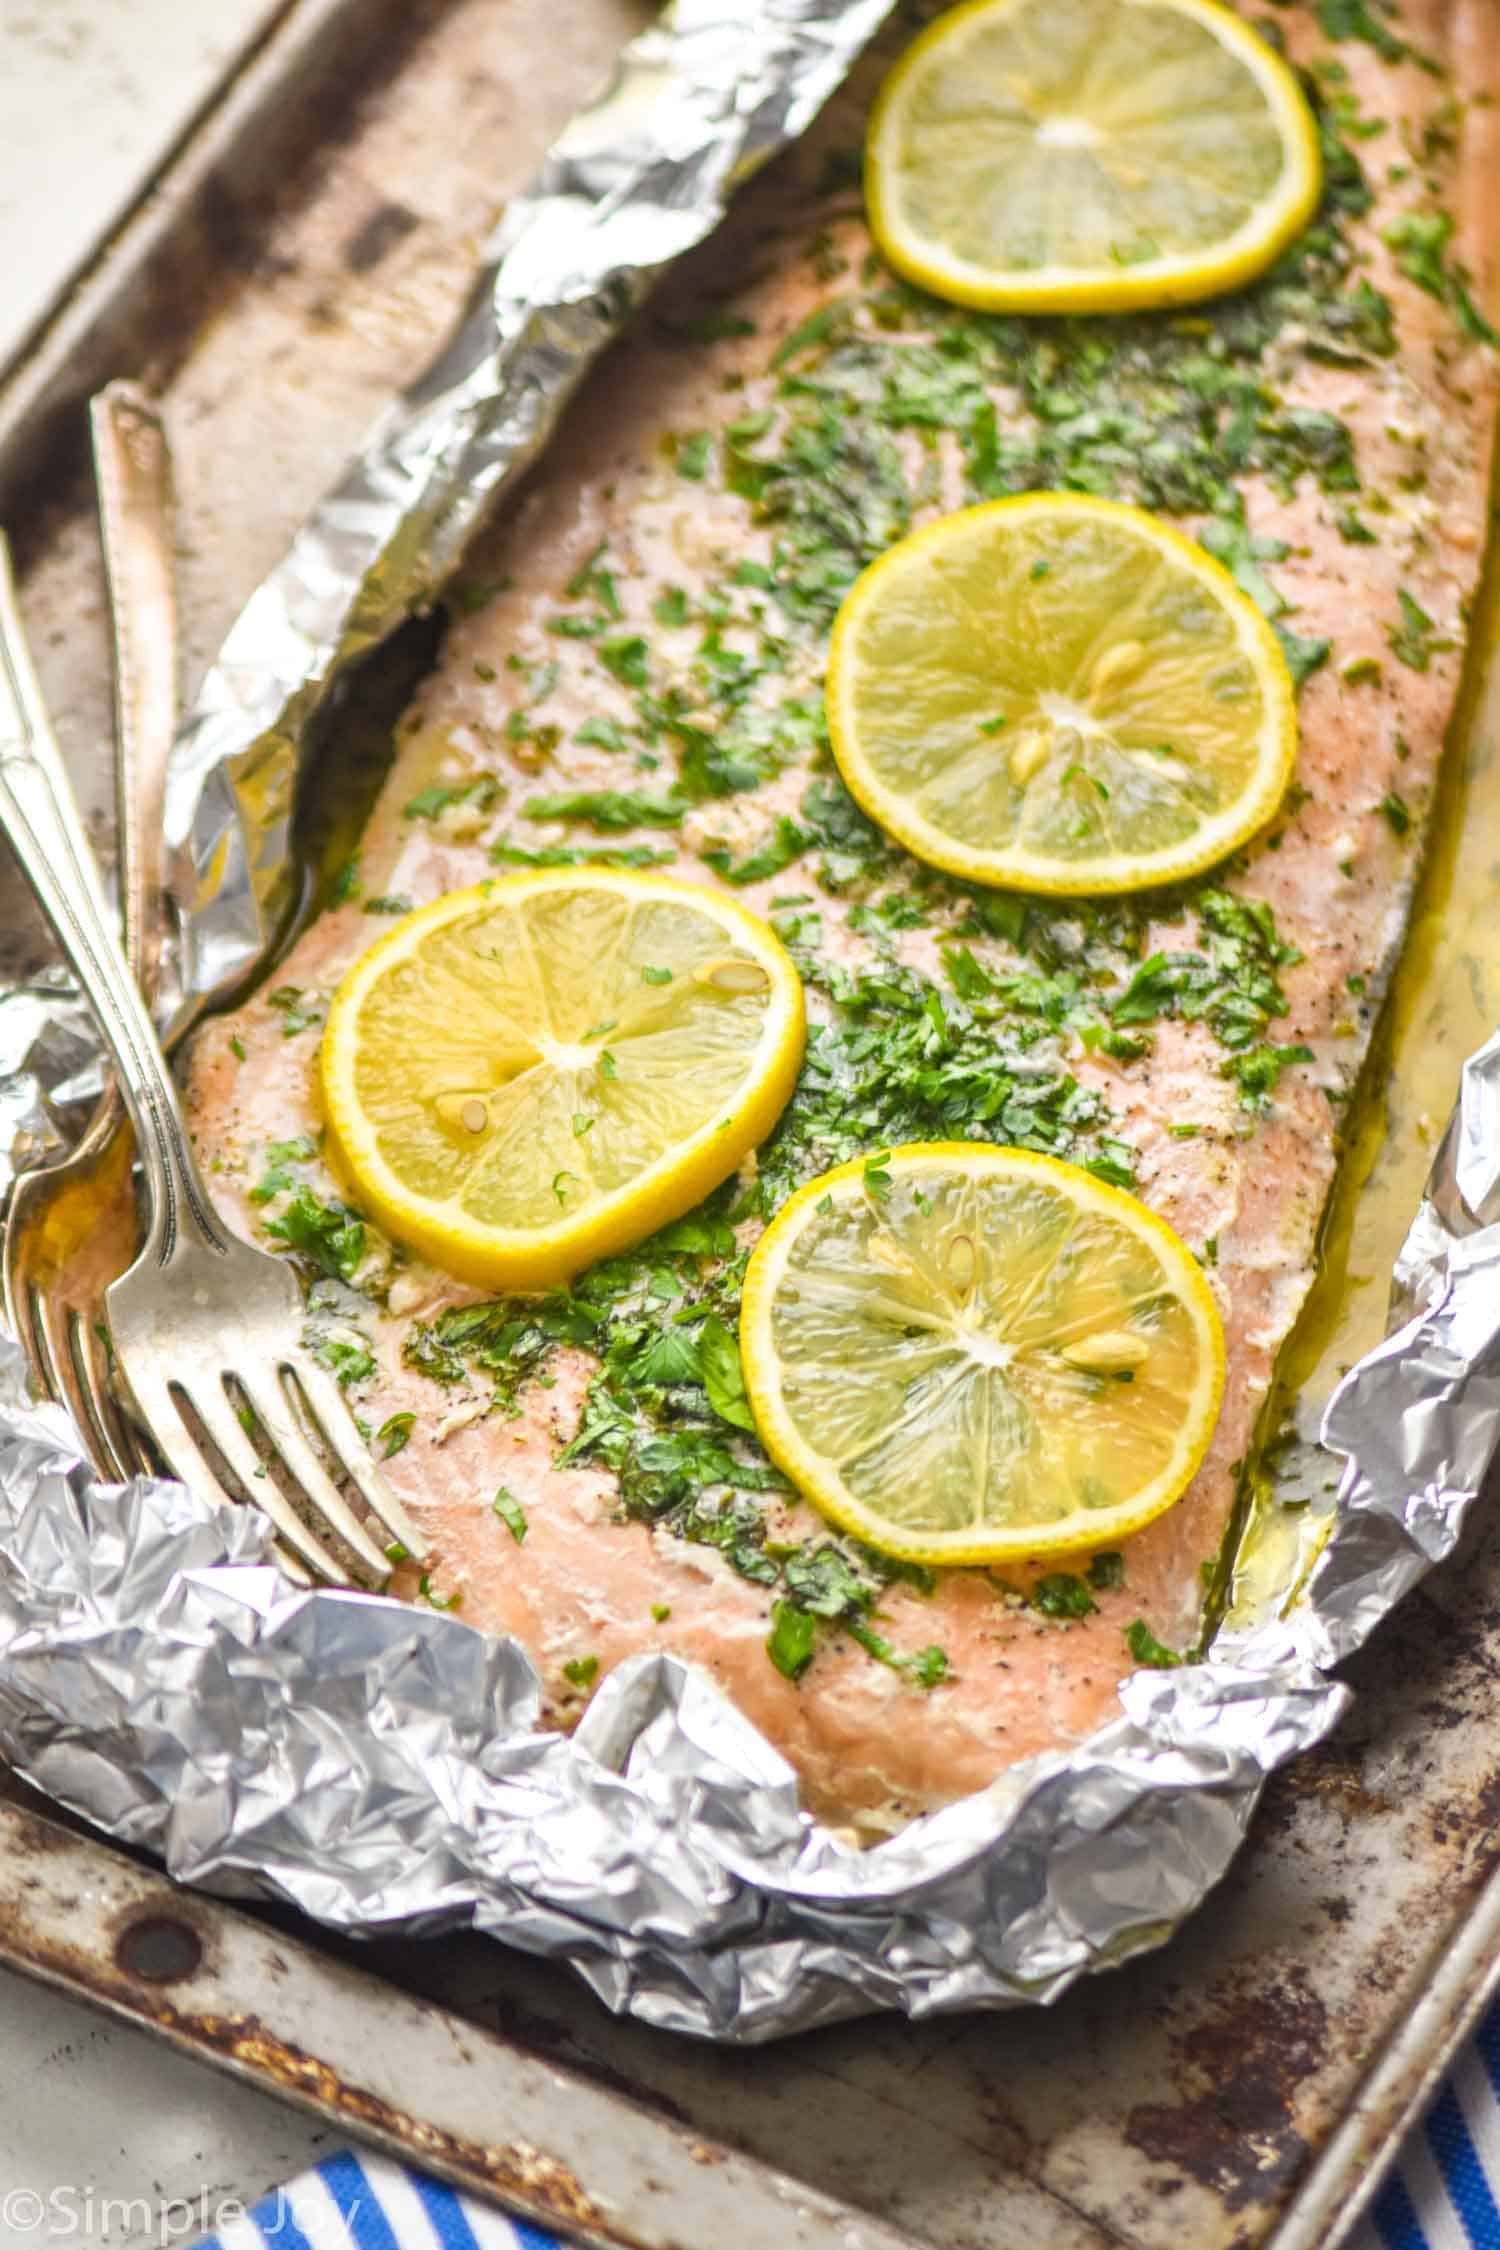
[1009,734,1049,784]
[702,958,771,995]
[1061,1329,1150,1374]
[947,1232,978,1297]
[1091,639,1145,694]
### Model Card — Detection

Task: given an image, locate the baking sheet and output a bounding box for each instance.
[4,0,1500,2239]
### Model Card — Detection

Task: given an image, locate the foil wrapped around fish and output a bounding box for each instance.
[0,0,1490,2040]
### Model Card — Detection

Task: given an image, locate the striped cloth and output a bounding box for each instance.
[1359,2008,1500,2250]
[194,2011,1500,2250]
[199,2152,562,2249]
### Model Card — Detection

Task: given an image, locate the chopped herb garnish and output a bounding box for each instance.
[1125,1620,1184,1668]
[493,1487,528,1543]
[700,1314,755,1431]
[404,775,501,822]
[377,1411,415,1459]
[489,838,674,869]
[767,1599,817,1681]
[313,1332,376,1388]
[1273,623,1332,690]
[1033,1573,1098,1619]
[264,1188,365,1282]
[705,816,811,886]
[1318,0,1406,63]
[563,1653,600,1688]
[524,789,687,830]
[267,986,322,1038]
[598,635,650,688]
[1388,587,1445,672]
[676,432,714,481]
[1382,210,1499,345]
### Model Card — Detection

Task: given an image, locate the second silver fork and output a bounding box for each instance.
[0,534,426,1585]
[3,384,177,1477]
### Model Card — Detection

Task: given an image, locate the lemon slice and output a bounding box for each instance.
[319,870,805,1290]
[826,493,1296,896]
[865,0,1321,313]
[740,1143,1224,1566]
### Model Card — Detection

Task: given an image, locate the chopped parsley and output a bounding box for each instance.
[1033,1573,1097,1620]
[524,789,688,830]
[312,1332,376,1388]
[1107,889,1306,1108]
[377,1410,415,1458]
[1318,0,1406,63]
[1382,210,1500,347]
[1273,623,1332,691]
[249,1136,317,1205]
[403,775,501,822]
[1388,588,1446,672]
[264,1188,365,1282]
[493,1487,528,1543]
[768,1600,817,1681]
[675,431,714,481]
[1125,1620,1185,1668]
[699,1314,754,1431]
[266,986,323,1038]
[489,838,674,869]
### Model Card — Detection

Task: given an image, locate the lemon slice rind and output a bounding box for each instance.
[740,1141,1225,1567]
[319,869,806,1291]
[866,0,1323,314]
[825,492,1298,897]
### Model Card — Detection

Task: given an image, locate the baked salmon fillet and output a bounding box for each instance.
[184,0,1500,1834]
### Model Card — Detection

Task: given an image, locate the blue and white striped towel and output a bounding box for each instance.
[1360,2004,1500,2250]
[194,2003,1500,2250]
[199,2152,562,2249]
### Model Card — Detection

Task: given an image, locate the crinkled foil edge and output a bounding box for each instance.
[0,0,1482,2041]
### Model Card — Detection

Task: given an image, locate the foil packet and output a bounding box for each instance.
[0,0,1492,2041]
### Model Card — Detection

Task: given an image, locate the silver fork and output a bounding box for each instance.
[0,532,427,1583]
[3,385,177,1478]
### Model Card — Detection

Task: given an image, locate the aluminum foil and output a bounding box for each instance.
[159,0,903,1021]
[0,0,1491,2042]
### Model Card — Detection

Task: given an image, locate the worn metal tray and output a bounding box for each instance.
[3,2,1500,2243]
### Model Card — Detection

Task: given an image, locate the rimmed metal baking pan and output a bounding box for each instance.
[4,1,1500,2242]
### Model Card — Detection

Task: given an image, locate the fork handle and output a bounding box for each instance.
[0,534,230,1264]
[91,383,177,995]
